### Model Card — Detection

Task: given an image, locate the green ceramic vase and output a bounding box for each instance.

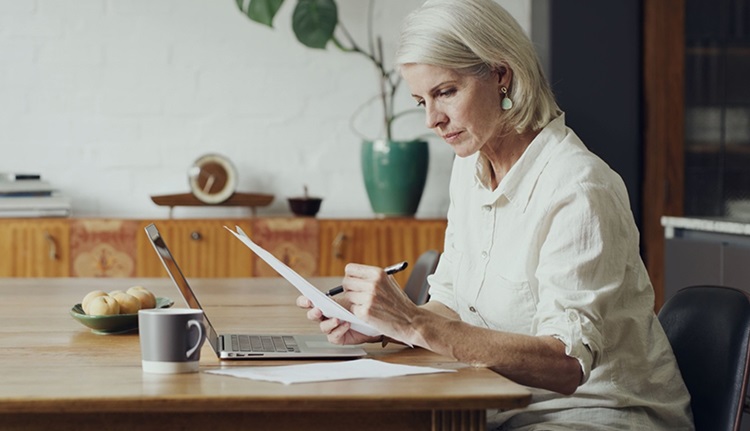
[361,139,429,217]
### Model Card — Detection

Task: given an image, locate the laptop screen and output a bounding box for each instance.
[144,223,221,352]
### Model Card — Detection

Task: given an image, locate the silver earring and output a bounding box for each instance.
[501,86,513,110]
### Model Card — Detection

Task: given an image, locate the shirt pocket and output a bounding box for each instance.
[474,276,536,334]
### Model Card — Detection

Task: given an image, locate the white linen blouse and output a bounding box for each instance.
[427,115,694,430]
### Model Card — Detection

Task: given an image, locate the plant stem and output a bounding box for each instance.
[376,37,391,140]
[367,0,375,63]
[332,7,400,141]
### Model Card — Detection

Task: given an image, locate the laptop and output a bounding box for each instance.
[144,223,367,359]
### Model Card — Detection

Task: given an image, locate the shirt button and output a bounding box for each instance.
[483,205,492,212]
[567,310,578,322]
[481,251,488,259]
[469,306,477,313]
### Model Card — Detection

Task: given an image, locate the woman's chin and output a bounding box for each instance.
[450,144,478,159]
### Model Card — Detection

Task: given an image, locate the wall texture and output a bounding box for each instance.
[0,0,530,219]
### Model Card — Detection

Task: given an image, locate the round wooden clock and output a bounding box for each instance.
[187,154,238,204]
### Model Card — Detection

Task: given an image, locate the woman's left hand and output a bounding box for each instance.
[296,294,381,345]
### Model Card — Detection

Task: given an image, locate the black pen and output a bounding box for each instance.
[325,261,409,297]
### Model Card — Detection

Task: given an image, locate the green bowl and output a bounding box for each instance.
[70,297,174,335]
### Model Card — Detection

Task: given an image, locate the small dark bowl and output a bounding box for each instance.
[288,197,322,217]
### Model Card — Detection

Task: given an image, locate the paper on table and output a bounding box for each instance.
[225,225,380,337]
[205,358,455,385]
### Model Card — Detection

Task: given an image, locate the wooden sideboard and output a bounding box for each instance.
[0,218,447,286]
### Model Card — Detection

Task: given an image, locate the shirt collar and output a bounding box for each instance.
[472,114,568,210]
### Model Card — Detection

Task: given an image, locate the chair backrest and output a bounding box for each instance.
[658,285,750,431]
[403,250,440,305]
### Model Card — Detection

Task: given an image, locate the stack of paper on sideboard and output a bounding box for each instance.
[0,173,71,217]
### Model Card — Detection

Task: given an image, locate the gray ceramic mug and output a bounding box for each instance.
[138,308,205,374]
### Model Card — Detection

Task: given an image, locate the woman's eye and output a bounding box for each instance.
[439,88,456,98]
[416,100,425,107]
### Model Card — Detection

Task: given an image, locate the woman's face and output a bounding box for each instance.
[401,63,505,158]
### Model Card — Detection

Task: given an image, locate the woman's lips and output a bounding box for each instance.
[442,131,462,143]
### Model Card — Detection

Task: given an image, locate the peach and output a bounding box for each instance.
[127,286,156,310]
[111,292,141,315]
[82,290,108,314]
[87,295,120,316]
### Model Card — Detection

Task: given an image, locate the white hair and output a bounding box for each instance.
[396,0,560,133]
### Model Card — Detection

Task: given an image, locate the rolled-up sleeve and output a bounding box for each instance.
[532,183,629,384]
[537,308,600,384]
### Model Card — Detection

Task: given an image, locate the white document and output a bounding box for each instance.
[205,358,455,385]
[225,225,380,337]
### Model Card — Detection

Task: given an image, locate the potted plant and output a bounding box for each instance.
[235,0,428,217]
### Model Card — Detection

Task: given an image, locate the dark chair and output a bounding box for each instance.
[403,250,440,305]
[657,286,750,431]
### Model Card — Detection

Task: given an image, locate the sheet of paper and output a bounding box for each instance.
[205,358,455,385]
[225,225,380,337]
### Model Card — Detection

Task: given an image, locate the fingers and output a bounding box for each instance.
[316,317,347,344]
[344,262,383,280]
[298,295,324,322]
[319,316,342,334]
[295,295,313,309]
[306,306,324,322]
[324,319,351,344]
[328,324,355,344]
[343,263,400,296]
[296,292,362,345]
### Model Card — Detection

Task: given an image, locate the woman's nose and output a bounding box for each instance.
[425,104,446,129]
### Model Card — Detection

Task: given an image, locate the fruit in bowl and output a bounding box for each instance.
[127,286,156,309]
[88,295,120,316]
[111,292,140,315]
[71,286,173,334]
[82,290,108,314]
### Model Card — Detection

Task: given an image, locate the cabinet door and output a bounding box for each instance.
[318,219,447,287]
[70,219,138,277]
[0,219,70,277]
[249,218,319,277]
[135,220,254,278]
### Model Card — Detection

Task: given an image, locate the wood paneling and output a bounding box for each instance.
[249,218,319,277]
[643,0,685,309]
[70,219,138,277]
[2,218,447,283]
[318,219,447,287]
[135,219,254,278]
[0,219,70,277]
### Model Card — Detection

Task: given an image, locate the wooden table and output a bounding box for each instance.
[0,277,531,431]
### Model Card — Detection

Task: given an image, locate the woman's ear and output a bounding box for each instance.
[495,64,513,88]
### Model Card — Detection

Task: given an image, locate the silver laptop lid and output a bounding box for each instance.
[144,223,221,353]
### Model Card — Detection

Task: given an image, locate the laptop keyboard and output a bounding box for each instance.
[230,335,300,353]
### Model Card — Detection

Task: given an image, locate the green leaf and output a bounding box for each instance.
[237,0,285,27]
[292,0,338,49]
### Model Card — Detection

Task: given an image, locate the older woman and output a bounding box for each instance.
[297,0,694,429]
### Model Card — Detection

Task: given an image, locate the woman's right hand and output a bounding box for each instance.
[295,295,381,345]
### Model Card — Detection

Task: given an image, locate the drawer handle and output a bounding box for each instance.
[332,232,347,259]
[43,231,58,260]
[190,231,202,241]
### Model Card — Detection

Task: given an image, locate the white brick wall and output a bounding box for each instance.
[0,0,531,219]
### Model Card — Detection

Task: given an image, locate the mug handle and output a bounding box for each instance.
[185,319,204,359]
